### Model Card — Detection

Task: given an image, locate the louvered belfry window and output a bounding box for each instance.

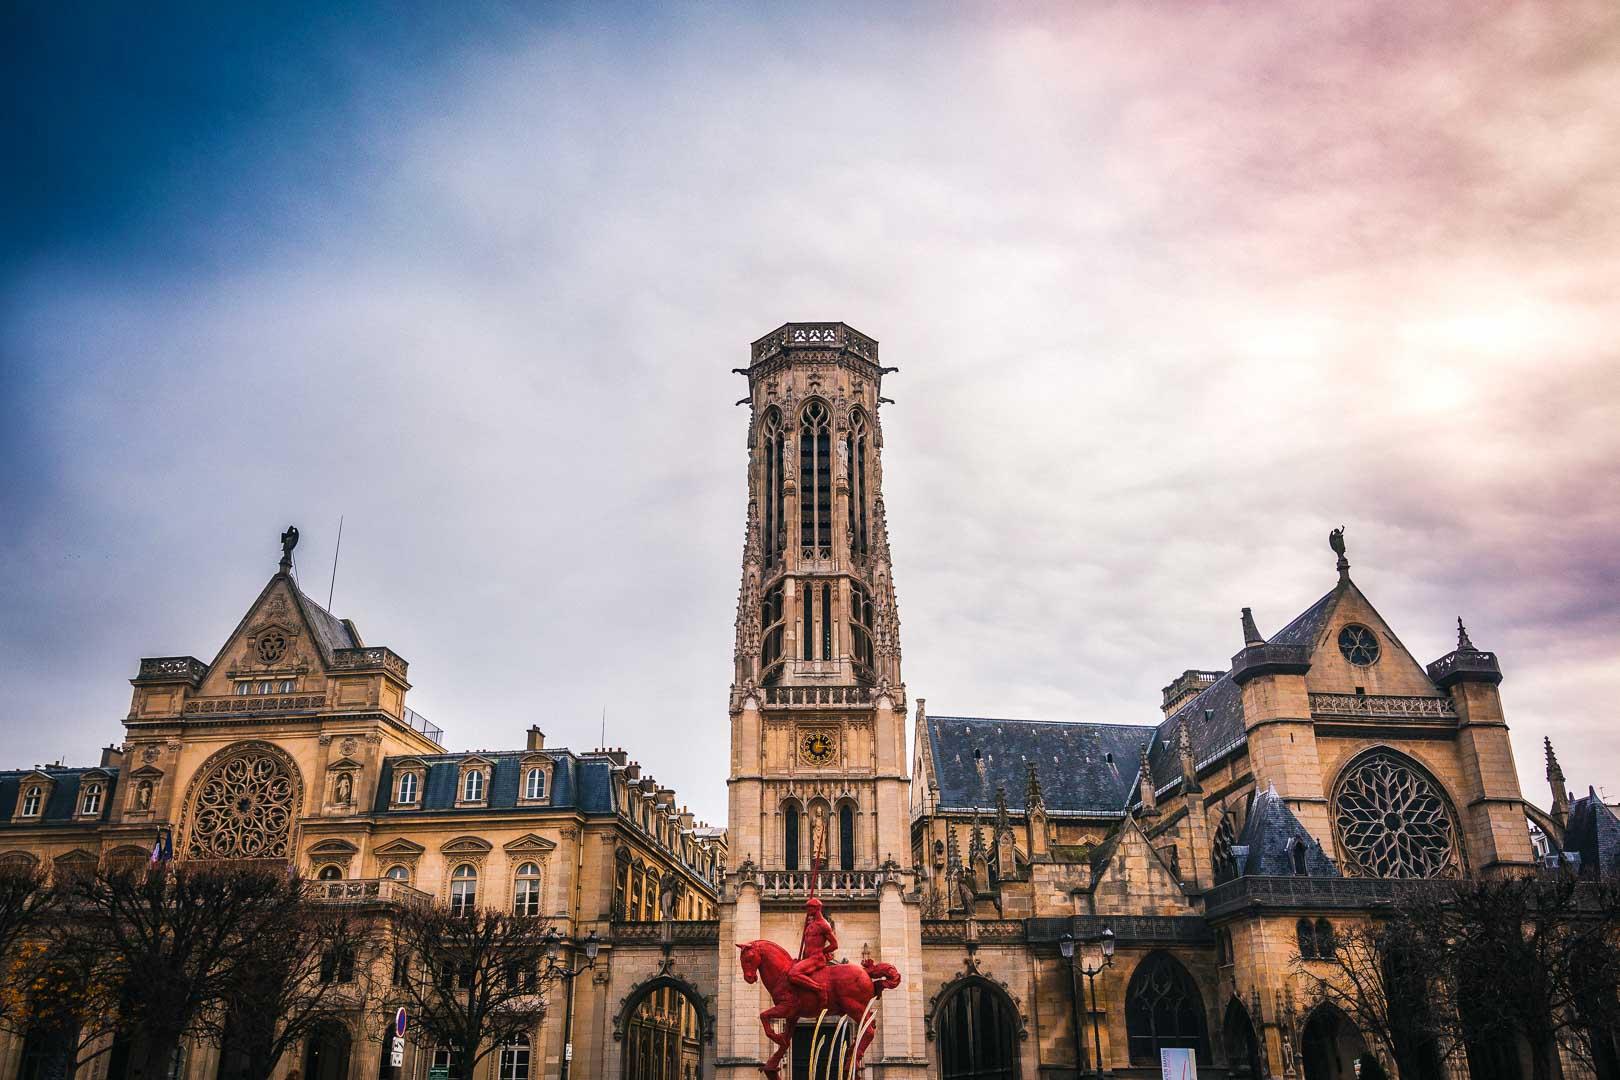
[799,402,832,557]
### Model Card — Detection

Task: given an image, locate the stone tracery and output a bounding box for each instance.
[186,744,298,859]
[1333,751,1459,879]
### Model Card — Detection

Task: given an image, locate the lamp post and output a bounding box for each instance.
[1060,926,1114,1078]
[545,929,600,1080]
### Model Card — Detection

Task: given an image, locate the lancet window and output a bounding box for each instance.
[759,407,786,569]
[847,409,870,558]
[850,580,875,677]
[760,581,786,684]
[799,402,832,557]
[784,803,801,871]
[801,581,834,661]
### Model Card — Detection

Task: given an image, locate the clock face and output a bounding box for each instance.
[800,730,837,767]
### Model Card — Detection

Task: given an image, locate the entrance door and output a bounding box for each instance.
[305,1022,352,1080]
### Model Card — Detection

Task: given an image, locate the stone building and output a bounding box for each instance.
[0,543,726,1080]
[1,320,1609,1080]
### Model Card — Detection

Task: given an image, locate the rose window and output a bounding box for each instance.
[188,749,296,859]
[1337,624,1380,666]
[1334,753,1458,878]
[256,631,287,664]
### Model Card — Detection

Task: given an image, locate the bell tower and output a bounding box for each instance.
[716,323,927,1078]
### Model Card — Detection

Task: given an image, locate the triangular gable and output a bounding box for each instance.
[55,848,98,865]
[1089,816,1194,915]
[199,573,362,693]
[374,837,426,857]
[1292,578,1439,696]
[502,833,557,856]
[325,757,364,773]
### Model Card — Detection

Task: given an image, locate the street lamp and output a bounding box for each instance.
[1060,926,1114,1077]
[543,928,601,978]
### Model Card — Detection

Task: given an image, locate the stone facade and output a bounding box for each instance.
[0,320,1605,1080]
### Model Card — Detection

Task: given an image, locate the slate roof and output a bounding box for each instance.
[0,767,119,827]
[293,585,361,659]
[1564,788,1620,879]
[1266,587,1339,650]
[926,716,1153,815]
[372,750,615,815]
[1235,784,1338,877]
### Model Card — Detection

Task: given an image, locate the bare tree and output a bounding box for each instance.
[0,860,58,1029]
[389,904,557,1080]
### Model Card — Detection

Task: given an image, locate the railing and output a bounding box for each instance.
[1309,693,1456,720]
[764,685,873,708]
[612,920,720,946]
[758,869,884,898]
[307,878,432,906]
[1426,649,1501,686]
[1204,875,1398,916]
[331,646,410,679]
[921,919,1026,945]
[1229,643,1311,684]
[751,323,879,365]
[136,656,208,684]
[1027,915,1212,944]
[401,706,443,745]
[184,693,327,715]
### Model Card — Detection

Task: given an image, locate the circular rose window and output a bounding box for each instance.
[1334,752,1458,878]
[1337,624,1380,666]
[188,748,296,859]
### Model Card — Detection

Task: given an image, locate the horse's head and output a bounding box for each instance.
[737,941,760,983]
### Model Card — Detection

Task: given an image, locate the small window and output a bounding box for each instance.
[278,679,296,693]
[450,864,478,914]
[784,804,800,871]
[1297,917,1318,959]
[1105,752,1114,765]
[1291,841,1308,876]
[431,1049,463,1080]
[385,864,411,882]
[1315,918,1336,956]
[257,681,273,694]
[525,768,545,800]
[392,947,411,987]
[320,945,356,984]
[80,784,103,816]
[498,1036,530,1080]
[513,862,542,916]
[233,682,251,696]
[397,772,419,804]
[21,786,42,817]
[318,864,343,880]
[463,769,485,802]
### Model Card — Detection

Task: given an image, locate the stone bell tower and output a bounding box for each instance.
[715,323,927,1078]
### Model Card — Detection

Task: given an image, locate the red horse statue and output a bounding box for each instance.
[737,896,901,1079]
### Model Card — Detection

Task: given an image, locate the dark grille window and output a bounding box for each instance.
[1125,952,1208,1065]
[937,981,1018,1080]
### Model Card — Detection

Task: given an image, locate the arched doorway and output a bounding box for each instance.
[1221,998,1262,1078]
[933,978,1019,1080]
[18,1023,78,1080]
[1125,952,1208,1067]
[304,1021,352,1080]
[1301,1004,1381,1080]
[620,977,708,1080]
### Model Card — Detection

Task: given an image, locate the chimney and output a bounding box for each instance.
[1160,670,1222,717]
[100,745,126,770]
[526,726,546,751]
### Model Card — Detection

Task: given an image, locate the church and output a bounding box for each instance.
[0,321,1613,1080]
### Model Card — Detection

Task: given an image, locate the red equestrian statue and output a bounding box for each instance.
[737,893,901,1079]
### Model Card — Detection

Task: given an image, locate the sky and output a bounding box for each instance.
[3,1,1618,827]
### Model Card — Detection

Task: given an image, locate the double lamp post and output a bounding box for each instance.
[1059,926,1114,1078]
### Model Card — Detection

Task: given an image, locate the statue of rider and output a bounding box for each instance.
[787,896,838,1000]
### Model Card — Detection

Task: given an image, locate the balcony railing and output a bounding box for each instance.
[401,706,443,745]
[1204,875,1398,916]
[758,869,884,898]
[751,323,879,365]
[921,919,1026,945]
[1027,915,1212,945]
[1229,643,1311,685]
[184,693,327,716]
[764,685,873,708]
[331,647,410,679]
[1309,693,1457,720]
[1426,649,1502,687]
[307,878,431,906]
[612,919,720,946]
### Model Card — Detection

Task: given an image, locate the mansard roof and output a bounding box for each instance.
[373,749,614,815]
[926,716,1153,815]
[0,766,119,826]
[1235,784,1338,877]
[1564,788,1620,879]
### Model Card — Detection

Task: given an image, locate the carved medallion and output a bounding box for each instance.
[340,737,358,756]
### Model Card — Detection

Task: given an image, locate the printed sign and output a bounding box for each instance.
[428,1067,448,1080]
[1161,1047,1198,1080]
[389,1038,405,1069]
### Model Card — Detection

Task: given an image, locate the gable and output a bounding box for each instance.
[1089,818,1193,915]
[198,574,361,696]
[1298,580,1441,697]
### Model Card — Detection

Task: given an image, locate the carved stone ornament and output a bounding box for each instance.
[1333,750,1461,879]
[340,736,358,756]
[141,745,160,764]
[184,743,301,860]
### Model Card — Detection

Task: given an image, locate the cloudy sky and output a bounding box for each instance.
[4,2,1617,825]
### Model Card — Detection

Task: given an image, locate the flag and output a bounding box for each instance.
[149,828,172,864]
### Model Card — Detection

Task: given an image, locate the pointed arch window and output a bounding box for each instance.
[784,804,801,871]
[760,407,786,569]
[761,581,786,684]
[850,580,875,677]
[847,409,870,558]
[1125,952,1209,1065]
[799,402,832,557]
[839,804,855,871]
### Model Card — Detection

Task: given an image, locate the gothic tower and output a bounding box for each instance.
[715,323,927,1078]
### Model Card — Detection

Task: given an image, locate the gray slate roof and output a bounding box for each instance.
[1564,789,1620,879]
[1235,785,1338,877]
[0,767,118,827]
[927,716,1153,815]
[293,585,361,659]
[372,750,615,815]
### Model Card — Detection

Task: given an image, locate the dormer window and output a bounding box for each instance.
[525,769,545,801]
[21,786,43,817]
[80,784,103,816]
[397,772,419,805]
[464,770,485,802]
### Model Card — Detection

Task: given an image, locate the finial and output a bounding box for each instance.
[279,525,299,573]
[1329,525,1349,580]
[1545,736,1564,782]
[1241,607,1264,646]
[995,786,1010,833]
[1456,617,1475,652]
[1025,761,1044,809]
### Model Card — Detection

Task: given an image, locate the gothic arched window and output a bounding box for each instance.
[513,862,542,916]
[1296,918,1318,959]
[850,580,875,678]
[1333,750,1461,879]
[759,407,786,569]
[784,804,801,871]
[847,409,871,558]
[761,581,786,685]
[1212,813,1237,883]
[1125,952,1209,1065]
[799,402,832,557]
[935,979,1018,1080]
[839,803,856,872]
[187,745,297,860]
[1315,918,1336,956]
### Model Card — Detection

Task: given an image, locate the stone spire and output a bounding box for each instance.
[1138,741,1159,817]
[1024,762,1049,860]
[1546,736,1570,826]
[1025,761,1044,811]
[1456,616,1476,652]
[1241,606,1264,646]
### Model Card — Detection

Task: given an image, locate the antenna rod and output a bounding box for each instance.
[327,515,344,610]
[601,706,607,750]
